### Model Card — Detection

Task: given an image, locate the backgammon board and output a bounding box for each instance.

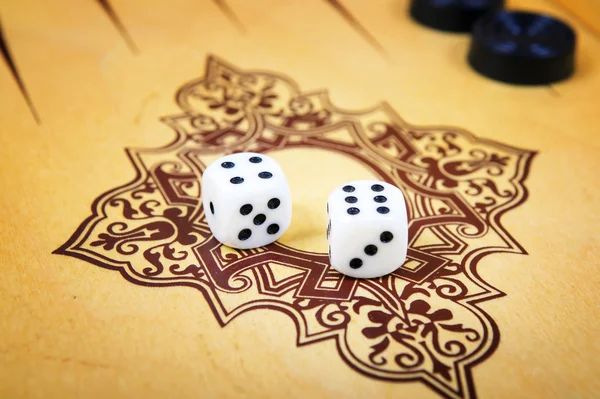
[1,1,599,398]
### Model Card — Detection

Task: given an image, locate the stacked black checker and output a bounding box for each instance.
[408,1,577,85]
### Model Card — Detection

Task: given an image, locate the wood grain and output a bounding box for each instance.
[0,1,598,398]
[549,0,600,37]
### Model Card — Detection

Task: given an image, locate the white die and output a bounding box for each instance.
[201,152,292,249]
[327,180,408,279]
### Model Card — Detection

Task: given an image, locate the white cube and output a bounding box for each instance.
[202,152,292,249]
[327,180,408,278]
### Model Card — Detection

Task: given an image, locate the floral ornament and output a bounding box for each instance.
[57,56,535,399]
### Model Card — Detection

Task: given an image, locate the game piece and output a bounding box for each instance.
[409,0,505,33]
[326,180,408,279]
[468,10,576,85]
[201,152,292,249]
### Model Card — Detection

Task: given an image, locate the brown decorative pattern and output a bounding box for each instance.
[55,56,535,399]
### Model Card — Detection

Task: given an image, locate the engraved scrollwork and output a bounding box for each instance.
[56,56,535,399]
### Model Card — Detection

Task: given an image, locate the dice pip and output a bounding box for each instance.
[327,180,408,278]
[202,152,292,249]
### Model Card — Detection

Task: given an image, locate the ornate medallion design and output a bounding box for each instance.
[56,56,535,399]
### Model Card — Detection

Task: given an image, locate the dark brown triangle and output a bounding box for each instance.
[213,0,246,34]
[0,16,40,124]
[324,0,389,60]
[96,0,139,53]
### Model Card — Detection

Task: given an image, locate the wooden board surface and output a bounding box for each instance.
[552,0,600,36]
[0,1,599,398]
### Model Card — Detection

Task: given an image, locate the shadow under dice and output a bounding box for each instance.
[202,152,292,249]
[327,180,408,279]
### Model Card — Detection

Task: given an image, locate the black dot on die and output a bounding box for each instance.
[371,184,384,192]
[240,204,253,215]
[268,198,280,209]
[209,202,215,215]
[380,231,394,243]
[258,171,273,179]
[267,224,280,235]
[221,161,235,169]
[249,156,262,163]
[374,195,387,203]
[328,246,332,259]
[345,196,358,204]
[230,176,244,184]
[347,207,360,215]
[349,258,363,269]
[238,229,252,241]
[377,206,390,214]
[364,245,378,256]
[253,214,266,225]
[342,185,355,193]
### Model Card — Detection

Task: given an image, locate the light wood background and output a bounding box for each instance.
[0,0,599,398]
